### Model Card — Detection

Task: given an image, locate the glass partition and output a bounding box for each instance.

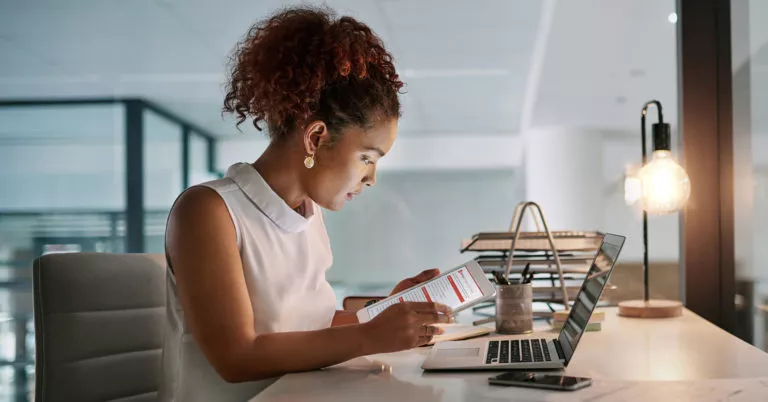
[0,100,219,398]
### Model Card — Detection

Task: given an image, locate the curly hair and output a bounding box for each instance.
[223,6,404,143]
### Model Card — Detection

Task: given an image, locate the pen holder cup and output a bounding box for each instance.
[495,283,533,334]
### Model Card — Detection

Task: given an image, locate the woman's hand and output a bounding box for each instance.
[361,302,453,354]
[390,269,441,295]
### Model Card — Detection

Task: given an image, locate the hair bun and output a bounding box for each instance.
[223,6,403,140]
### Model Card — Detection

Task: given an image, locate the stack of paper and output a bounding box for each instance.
[461,231,603,252]
[551,310,605,332]
[426,323,492,345]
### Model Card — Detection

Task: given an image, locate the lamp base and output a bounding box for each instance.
[617,299,682,318]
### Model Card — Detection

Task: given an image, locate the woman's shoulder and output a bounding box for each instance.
[196,176,239,195]
[170,185,230,227]
[170,177,239,215]
[166,185,240,253]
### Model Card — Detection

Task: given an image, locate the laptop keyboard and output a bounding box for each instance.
[485,339,554,365]
[542,340,552,361]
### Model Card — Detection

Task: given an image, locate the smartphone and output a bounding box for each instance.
[488,372,592,391]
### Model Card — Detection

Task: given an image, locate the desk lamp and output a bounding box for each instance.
[618,100,690,318]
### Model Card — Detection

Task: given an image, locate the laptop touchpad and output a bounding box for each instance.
[435,348,480,358]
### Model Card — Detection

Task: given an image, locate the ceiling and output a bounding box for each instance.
[0,0,743,140]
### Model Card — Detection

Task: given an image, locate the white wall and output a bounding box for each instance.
[524,127,605,231]
[523,127,681,263]
[214,135,529,285]
[214,135,524,173]
[323,169,524,285]
[213,130,683,288]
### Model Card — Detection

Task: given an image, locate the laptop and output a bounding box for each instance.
[421,233,626,371]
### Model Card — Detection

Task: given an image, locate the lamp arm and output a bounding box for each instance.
[641,100,663,164]
[640,100,662,302]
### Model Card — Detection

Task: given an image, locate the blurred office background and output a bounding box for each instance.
[0,0,765,400]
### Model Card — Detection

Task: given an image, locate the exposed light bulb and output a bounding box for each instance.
[624,166,642,205]
[638,150,690,214]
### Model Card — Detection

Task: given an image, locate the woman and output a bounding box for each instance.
[160,6,453,401]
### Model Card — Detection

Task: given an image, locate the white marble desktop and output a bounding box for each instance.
[250,307,768,401]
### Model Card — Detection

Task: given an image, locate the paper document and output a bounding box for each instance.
[426,323,491,345]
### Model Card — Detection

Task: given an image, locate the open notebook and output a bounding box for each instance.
[426,323,492,345]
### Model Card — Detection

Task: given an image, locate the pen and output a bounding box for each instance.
[520,263,531,284]
[525,269,535,284]
[492,271,510,285]
[472,317,494,326]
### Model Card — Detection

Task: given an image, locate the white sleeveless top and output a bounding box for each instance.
[159,162,337,402]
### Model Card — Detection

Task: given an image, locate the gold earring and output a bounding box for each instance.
[304,154,315,169]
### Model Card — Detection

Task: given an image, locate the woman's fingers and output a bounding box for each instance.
[420,324,444,336]
[408,302,453,316]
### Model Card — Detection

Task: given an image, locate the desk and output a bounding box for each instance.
[250,308,768,401]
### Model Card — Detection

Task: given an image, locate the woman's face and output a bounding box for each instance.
[306,119,398,211]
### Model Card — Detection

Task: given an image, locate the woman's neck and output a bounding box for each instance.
[251,142,308,211]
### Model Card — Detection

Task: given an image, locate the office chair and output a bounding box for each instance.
[33,253,166,402]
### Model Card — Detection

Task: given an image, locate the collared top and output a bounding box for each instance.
[160,163,337,402]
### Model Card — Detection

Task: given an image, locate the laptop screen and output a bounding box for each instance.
[557,233,625,365]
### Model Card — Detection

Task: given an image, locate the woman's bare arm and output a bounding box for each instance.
[331,310,359,326]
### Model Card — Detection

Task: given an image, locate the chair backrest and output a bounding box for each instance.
[33,253,166,402]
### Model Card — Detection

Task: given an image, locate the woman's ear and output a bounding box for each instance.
[303,121,329,155]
